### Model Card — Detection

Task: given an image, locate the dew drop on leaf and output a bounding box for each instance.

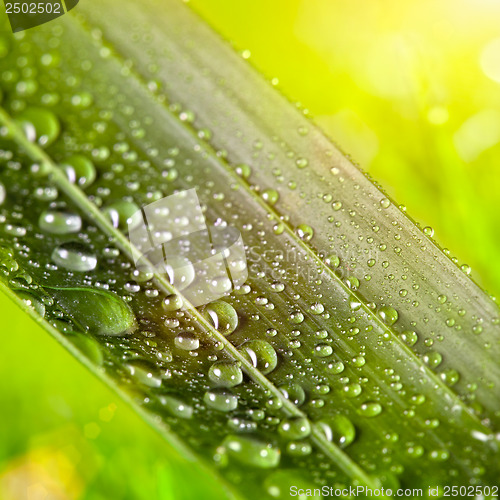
[126,360,162,388]
[296,224,314,241]
[261,188,279,206]
[60,155,96,189]
[239,339,278,374]
[317,414,356,448]
[222,435,280,468]
[208,361,243,388]
[202,300,239,335]
[401,330,418,346]
[378,305,399,325]
[39,210,82,235]
[286,441,312,456]
[174,333,199,351]
[48,287,137,336]
[357,402,383,417]
[278,417,311,440]
[162,294,183,312]
[51,242,97,271]
[204,389,238,412]
[158,395,193,419]
[423,351,443,368]
[16,107,60,147]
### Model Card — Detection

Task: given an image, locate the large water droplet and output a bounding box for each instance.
[17,107,60,147]
[126,360,162,388]
[48,287,137,336]
[159,395,193,419]
[223,435,280,468]
[357,401,383,417]
[378,305,399,326]
[423,351,443,368]
[103,200,141,230]
[279,383,306,406]
[202,300,238,335]
[239,340,278,374]
[204,389,238,412]
[174,333,199,350]
[278,417,311,440]
[296,224,314,241]
[52,242,97,271]
[317,415,356,448]
[208,361,243,388]
[60,155,96,189]
[39,210,82,235]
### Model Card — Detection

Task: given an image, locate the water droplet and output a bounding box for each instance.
[17,107,60,147]
[378,305,398,326]
[460,264,471,275]
[48,287,137,336]
[52,242,97,271]
[278,417,311,440]
[286,441,312,456]
[401,330,418,346]
[204,389,238,412]
[289,311,304,324]
[437,294,447,304]
[326,361,345,374]
[18,291,45,317]
[423,226,434,237]
[239,340,278,374]
[310,303,324,315]
[39,210,82,235]
[429,449,449,462]
[318,415,356,448]
[202,301,238,335]
[325,254,340,268]
[159,395,193,419]
[343,383,362,398]
[296,224,314,241]
[261,189,279,206]
[131,268,154,283]
[406,444,424,458]
[162,294,183,312]
[380,198,391,209]
[313,344,333,358]
[223,435,280,468]
[164,256,195,291]
[60,155,96,189]
[103,200,140,229]
[345,276,360,291]
[279,383,306,406]
[235,164,251,179]
[126,360,162,388]
[357,402,383,417]
[423,351,443,368]
[175,333,199,350]
[296,158,308,169]
[440,369,459,386]
[208,361,243,388]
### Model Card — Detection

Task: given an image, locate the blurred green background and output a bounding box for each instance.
[1,0,500,498]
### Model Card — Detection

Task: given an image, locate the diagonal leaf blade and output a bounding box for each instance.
[0,0,499,497]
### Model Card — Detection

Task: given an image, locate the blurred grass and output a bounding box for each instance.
[1,0,500,498]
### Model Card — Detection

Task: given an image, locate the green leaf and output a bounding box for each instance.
[0,0,499,498]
